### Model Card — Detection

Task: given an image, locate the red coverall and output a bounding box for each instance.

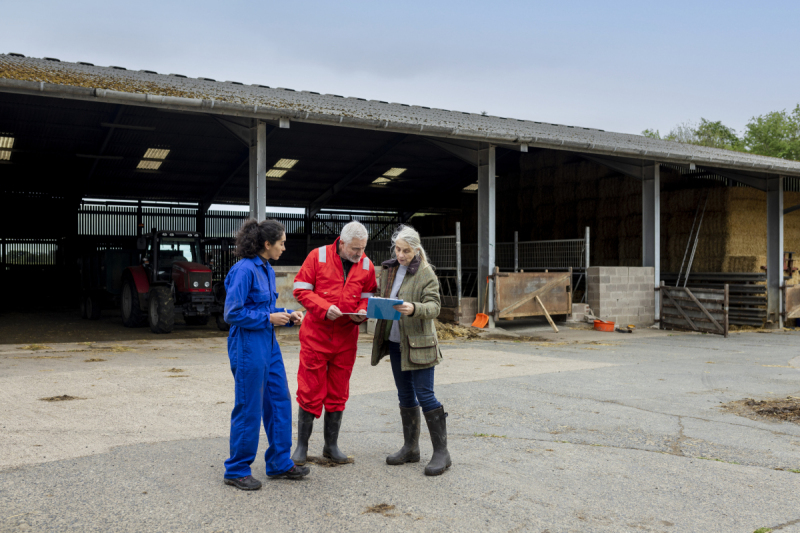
[293,238,378,418]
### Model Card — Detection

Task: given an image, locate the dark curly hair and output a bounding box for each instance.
[234,218,286,259]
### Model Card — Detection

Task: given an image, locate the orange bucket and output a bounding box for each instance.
[593,320,615,332]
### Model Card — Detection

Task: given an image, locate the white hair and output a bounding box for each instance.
[340,221,369,243]
[391,224,433,268]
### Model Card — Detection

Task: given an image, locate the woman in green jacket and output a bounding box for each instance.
[371,225,451,476]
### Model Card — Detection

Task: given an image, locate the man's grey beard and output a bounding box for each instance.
[342,251,361,263]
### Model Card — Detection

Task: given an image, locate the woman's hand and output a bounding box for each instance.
[290,311,304,325]
[393,302,415,316]
[269,311,291,326]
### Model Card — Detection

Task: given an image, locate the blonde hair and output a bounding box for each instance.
[391,224,433,268]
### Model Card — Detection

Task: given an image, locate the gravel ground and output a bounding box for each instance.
[1,325,799,532]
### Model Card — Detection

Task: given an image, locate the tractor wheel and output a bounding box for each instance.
[121,278,147,328]
[148,286,175,334]
[215,314,231,332]
[85,293,101,320]
[184,315,209,326]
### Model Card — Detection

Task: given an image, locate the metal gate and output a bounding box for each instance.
[660,282,729,337]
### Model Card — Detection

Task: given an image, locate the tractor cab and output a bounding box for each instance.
[141,232,203,283]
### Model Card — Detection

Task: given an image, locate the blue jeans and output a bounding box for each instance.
[389,341,442,413]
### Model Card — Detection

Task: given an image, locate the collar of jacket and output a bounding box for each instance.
[381,255,421,275]
[250,255,271,269]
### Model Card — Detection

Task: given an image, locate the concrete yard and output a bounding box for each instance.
[1,322,799,533]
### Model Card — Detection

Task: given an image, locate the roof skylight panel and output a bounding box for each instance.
[0,136,13,160]
[136,148,170,170]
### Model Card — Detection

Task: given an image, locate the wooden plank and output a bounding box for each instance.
[497,272,571,316]
[662,300,724,313]
[661,318,727,335]
[682,287,724,332]
[661,306,726,322]
[662,312,724,324]
[663,288,698,331]
[534,295,559,333]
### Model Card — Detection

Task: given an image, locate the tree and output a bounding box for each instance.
[742,105,800,161]
[694,119,742,151]
[641,106,800,161]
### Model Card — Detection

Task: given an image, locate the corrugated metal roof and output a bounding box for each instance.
[2,53,799,177]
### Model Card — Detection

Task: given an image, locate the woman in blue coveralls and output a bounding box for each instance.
[223,218,310,490]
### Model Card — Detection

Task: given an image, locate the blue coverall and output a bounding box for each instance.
[223,256,296,479]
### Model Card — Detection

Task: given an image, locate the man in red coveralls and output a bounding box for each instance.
[291,221,377,464]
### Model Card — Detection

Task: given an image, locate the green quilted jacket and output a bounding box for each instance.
[370,255,442,371]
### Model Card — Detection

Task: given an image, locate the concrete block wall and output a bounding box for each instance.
[587,266,655,326]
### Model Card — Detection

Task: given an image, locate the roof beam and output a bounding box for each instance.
[785,203,800,215]
[200,153,250,211]
[579,154,650,180]
[201,124,278,209]
[697,166,768,191]
[425,139,478,167]
[100,122,155,132]
[210,115,252,146]
[83,105,124,195]
[308,134,408,218]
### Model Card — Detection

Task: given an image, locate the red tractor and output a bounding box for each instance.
[119,229,225,333]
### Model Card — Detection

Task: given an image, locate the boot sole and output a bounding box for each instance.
[224,479,262,490]
[322,451,350,464]
[267,473,309,480]
[424,461,452,476]
[386,454,420,465]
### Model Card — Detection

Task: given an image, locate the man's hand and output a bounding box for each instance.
[393,302,415,316]
[350,309,367,323]
[269,311,291,326]
[326,305,343,321]
[290,311,304,325]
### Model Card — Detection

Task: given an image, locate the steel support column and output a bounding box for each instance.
[513,231,519,272]
[642,164,660,321]
[455,221,463,316]
[248,120,267,220]
[767,177,784,328]
[477,145,496,328]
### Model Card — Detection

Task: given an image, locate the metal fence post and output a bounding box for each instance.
[514,231,519,272]
[455,222,463,321]
[585,226,590,270]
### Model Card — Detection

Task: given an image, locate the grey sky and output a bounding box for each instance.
[4,0,798,137]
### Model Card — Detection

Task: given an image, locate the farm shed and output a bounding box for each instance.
[0,53,798,330]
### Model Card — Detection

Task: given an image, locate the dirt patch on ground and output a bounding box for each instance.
[306,455,355,467]
[722,397,800,424]
[39,395,85,402]
[363,503,396,516]
[435,320,482,340]
[83,358,106,363]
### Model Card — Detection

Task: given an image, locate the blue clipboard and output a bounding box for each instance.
[367,297,403,320]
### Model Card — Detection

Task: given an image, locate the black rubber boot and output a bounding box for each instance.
[291,407,315,465]
[321,410,349,463]
[224,475,262,490]
[386,405,421,465]
[423,406,451,476]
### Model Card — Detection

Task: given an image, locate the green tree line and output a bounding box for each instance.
[642,105,800,161]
